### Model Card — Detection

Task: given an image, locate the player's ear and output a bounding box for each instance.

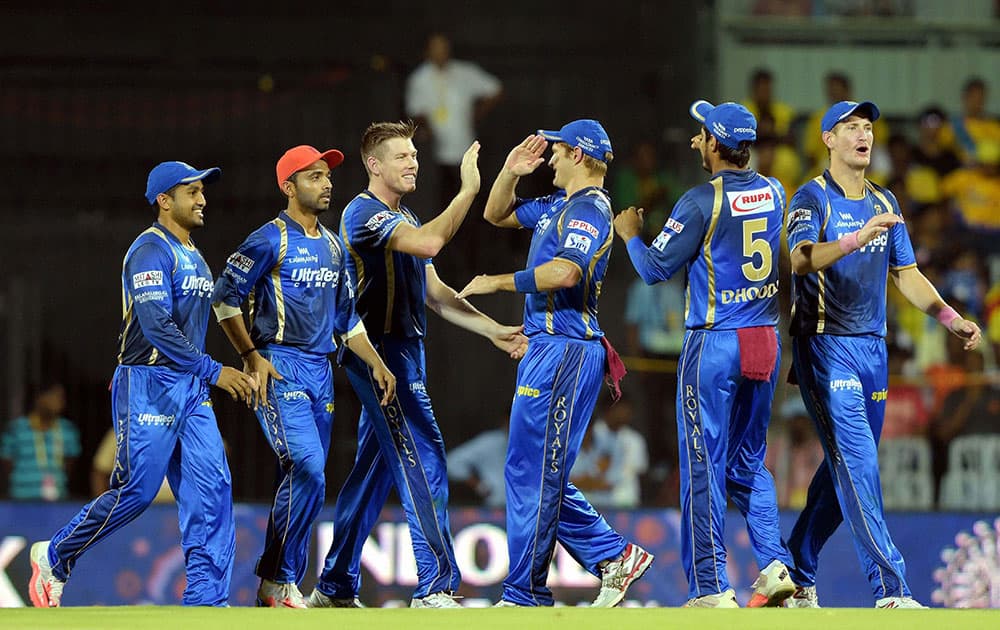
[155,192,171,211]
[280,179,296,198]
[366,154,380,176]
[822,130,835,150]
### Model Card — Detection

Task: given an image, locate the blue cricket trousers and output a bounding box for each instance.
[253,344,334,585]
[502,334,627,607]
[676,329,791,599]
[316,336,459,599]
[788,334,910,600]
[49,365,234,606]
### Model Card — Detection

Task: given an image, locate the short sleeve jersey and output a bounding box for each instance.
[339,191,428,341]
[515,187,613,339]
[787,171,917,336]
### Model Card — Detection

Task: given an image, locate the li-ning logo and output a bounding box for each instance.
[829,377,863,392]
[137,413,175,426]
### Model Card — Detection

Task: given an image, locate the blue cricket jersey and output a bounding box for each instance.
[118,223,221,382]
[787,171,917,337]
[212,211,360,355]
[514,186,613,340]
[626,169,785,330]
[340,191,428,341]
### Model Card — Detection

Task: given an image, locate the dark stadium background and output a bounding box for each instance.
[0,2,705,501]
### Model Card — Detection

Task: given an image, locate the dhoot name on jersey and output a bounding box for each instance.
[290,268,338,284]
[365,210,395,232]
[726,187,775,216]
[181,276,213,293]
[132,270,163,289]
[564,233,592,254]
[566,219,599,238]
[720,281,778,304]
[227,252,255,274]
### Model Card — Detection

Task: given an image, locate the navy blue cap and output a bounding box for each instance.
[537,119,613,163]
[689,100,757,149]
[145,161,221,205]
[821,100,880,133]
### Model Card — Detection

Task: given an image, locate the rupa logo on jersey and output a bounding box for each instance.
[564,233,592,254]
[726,187,776,216]
[566,219,599,238]
[132,270,163,289]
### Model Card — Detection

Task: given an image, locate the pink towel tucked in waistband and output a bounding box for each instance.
[600,336,627,402]
[736,326,778,382]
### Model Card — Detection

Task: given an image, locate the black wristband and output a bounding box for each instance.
[240,347,257,359]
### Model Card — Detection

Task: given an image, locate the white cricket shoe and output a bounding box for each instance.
[683,588,740,608]
[256,579,307,608]
[786,585,820,608]
[29,541,64,608]
[747,560,796,607]
[306,589,365,608]
[410,591,462,608]
[590,543,655,607]
[876,596,927,608]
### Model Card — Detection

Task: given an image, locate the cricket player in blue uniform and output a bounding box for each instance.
[459,119,653,608]
[29,161,256,608]
[784,101,981,609]
[212,145,395,608]
[615,101,795,608]
[309,121,526,609]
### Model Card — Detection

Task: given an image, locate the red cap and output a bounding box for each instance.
[276,145,345,188]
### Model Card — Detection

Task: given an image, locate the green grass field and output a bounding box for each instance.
[2,607,999,630]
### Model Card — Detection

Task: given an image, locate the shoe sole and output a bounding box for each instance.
[747,582,796,608]
[256,597,306,608]
[28,543,52,608]
[600,550,655,608]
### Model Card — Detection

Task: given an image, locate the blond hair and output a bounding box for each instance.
[361,120,417,165]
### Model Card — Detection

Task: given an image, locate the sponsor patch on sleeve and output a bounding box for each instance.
[227,252,255,274]
[666,218,685,233]
[364,210,395,232]
[132,270,163,289]
[564,233,593,254]
[566,219,599,238]
[787,208,812,228]
[652,231,672,251]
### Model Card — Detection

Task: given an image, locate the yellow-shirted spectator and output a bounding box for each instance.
[939,77,1000,166]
